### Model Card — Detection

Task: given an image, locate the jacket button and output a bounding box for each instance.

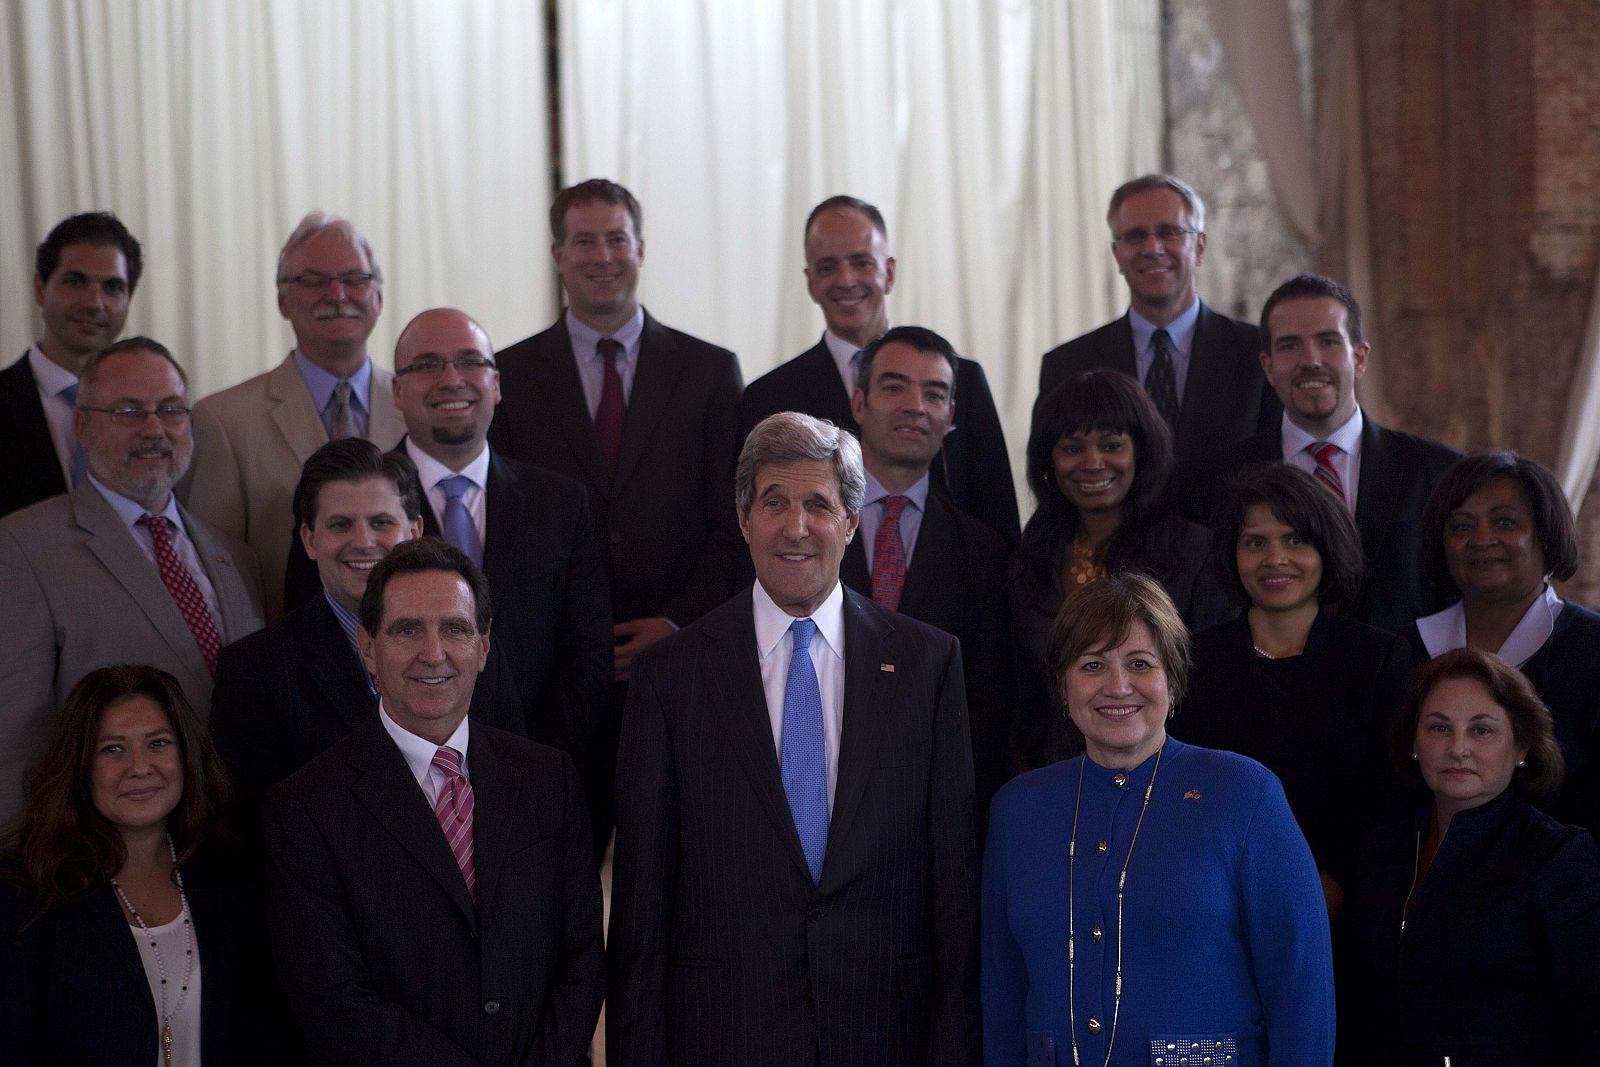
[483,1000,500,1015]
[1096,840,1108,854]
[1086,1017,1101,1034]
[1091,926,1102,942]
[808,906,828,922]
[1113,773,1126,787]
[609,529,623,544]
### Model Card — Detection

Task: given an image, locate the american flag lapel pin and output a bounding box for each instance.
[879,663,895,673]
[1183,789,1202,801]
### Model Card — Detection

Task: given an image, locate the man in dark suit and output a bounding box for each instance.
[264,538,604,1065]
[2,212,142,518]
[390,307,611,766]
[488,178,744,850]
[1199,274,1459,635]
[739,195,1020,548]
[1036,174,1278,467]
[840,325,1012,828]
[609,412,979,1064]
[211,438,527,820]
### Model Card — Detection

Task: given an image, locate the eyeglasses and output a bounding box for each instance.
[1113,226,1200,248]
[79,404,192,426]
[278,271,379,291]
[394,356,498,378]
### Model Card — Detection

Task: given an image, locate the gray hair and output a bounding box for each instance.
[276,211,384,285]
[1106,174,1206,233]
[736,412,865,516]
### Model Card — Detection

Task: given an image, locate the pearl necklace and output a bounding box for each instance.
[1066,743,1164,1067]
[111,834,193,1067]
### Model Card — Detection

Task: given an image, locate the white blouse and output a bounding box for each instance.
[129,903,203,1066]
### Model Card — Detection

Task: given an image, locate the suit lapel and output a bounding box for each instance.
[86,886,156,1009]
[1177,304,1224,454]
[367,367,407,448]
[299,597,376,730]
[538,321,612,494]
[459,724,517,912]
[1352,417,1395,546]
[613,312,682,488]
[824,590,894,878]
[799,340,857,432]
[841,535,871,596]
[0,354,68,501]
[265,355,330,468]
[897,493,954,618]
[1104,314,1140,377]
[481,452,523,595]
[348,717,478,928]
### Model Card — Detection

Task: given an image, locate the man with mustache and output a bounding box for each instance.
[1035,174,1279,469]
[184,212,406,622]
[1200,274,1459,634]
[0,338,264,824]
[1,212,142,518]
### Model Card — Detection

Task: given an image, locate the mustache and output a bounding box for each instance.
[313,303,365,320]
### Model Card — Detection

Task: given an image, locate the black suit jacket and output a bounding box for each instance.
[210,593,526,818]
[1035,302,1279,467]
[0,859,291,1065]
[609,586,980,1066]
[488,312,743,627]
[1196,412,1460,636]
[264,715,604,1066]
[840,490,1013,826]
[0,352,69,519]
[739,339,1020,549]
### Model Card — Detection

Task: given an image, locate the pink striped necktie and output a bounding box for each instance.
[1306,441,1346,502]
[431,746,476,900]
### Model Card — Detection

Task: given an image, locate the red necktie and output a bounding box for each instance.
[431,746,476,900]
[138,515,222,672]
[871,495,909,611]
[1307,441,1346,502]
[595,338,626,481]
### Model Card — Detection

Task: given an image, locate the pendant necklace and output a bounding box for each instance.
[1066,742,1164,1067]
[111,834,193,1067]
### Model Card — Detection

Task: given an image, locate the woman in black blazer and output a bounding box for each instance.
[1174,464,1413,910]
[1011,369,1232,769]
[0,665,287,1065]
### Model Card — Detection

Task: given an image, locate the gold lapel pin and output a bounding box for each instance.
[1183,789,1202,801]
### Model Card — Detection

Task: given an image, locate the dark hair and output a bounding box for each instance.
[550,178,642,243]
[1419,450,1577,594]
[78,337,189,400]
[1018,369,1186,589]
[1106,174,1205,232]
[859,325,958,404]
[35,212,144,293]
[359,536,492,636]
[804,195,888,245]
[1259,273,1364,349]
[294,438,424,528]
[1209,464,1365,605]
[1390,647,1564,798]
[0,666,232,927]
[1048,572,1193,706]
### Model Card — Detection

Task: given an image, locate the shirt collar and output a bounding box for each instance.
[322,587,365,653]
[822,325,893,390]
[863,468,929,513]
[752,576,847,663]
[1129,297,1200,356]
[379,701,471,784]
[1281,404,1364,457]
[292,349,372,414]
[565,305,645,360]
[1414,583,1563,666]
[87,472,185,537]
[28,344,78,394]
[406,438,491,491]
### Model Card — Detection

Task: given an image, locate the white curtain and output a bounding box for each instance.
[558,0,1163,486]
[0,0,554,396]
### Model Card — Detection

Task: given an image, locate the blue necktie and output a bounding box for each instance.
[58,382,87,486]
[781,618,828,883]
[438,475,483,566]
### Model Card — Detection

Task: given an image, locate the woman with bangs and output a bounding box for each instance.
[1174,464,1413,915]
[1012,369,1230,770]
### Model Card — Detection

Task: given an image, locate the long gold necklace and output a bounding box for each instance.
[1064,534,1102,588]
[1066,742,1164,1067]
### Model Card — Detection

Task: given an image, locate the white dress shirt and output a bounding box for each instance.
[379,703,472,807]
[407,439,490,547]
[1415,583,1564,668]
[27,344,79,486]
[1280,405,1365,514]
[753,579,846,811]
[566,306,644,418]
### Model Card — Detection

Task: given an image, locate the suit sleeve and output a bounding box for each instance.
[949,361,1020,549]
[544,491,613,760]
[1537,832,1600,1040]
[965,534,1017,829]
[660,350,744,627]
[210,641,294,823]
[529,751,606,1067]
[926,635,981,1065]
[262,786,480,1067]
[181,398,249,544]
[606,650,681,1062]
[0,885,47,1065]
[980,794,1029,1064]
[0,526,61,824]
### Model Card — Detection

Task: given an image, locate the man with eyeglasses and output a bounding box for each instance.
[2,212,142,519]
[1035,174,1277,468]
[184,211,406,622]
[0,337,264,824]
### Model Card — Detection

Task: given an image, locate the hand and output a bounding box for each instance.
[613,616,677,681]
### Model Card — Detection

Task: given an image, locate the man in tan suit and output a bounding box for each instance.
[184,212,405,620]
[0,338,263,823]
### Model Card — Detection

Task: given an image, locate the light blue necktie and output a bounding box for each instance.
[781,617,828,883]
[438,475,483,566]
[58,382,87,487]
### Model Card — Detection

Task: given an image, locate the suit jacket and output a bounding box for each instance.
[0,480,263,823]
[1196,412,1460,636]
[739,339,1020,549]
[184,353,406,621]
[608,586,980,1066]
[211,592,528,818]
[0,351,68,519]
[840,490,1014,827]
[0,858,292,1065]
[264,715,605,1066]
[1035,302,1279,467]
[488,312,743,627]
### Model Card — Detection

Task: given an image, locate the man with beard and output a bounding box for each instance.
[0,338,263,823]
[1,212,143,518]
[184,212,406,621]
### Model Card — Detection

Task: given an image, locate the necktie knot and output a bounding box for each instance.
[439,474,474,502]
[597,337,622,367]
[330,380,357,440]
[789,617,817,653]
[1145,329,1180,428]
[432,745,464,777]
[138,513,166,536]
[882,494,908,520]
[59,382,78,404]
[437,475,483,566]
[1305,441,1347,503]
[1311,441,1340,465]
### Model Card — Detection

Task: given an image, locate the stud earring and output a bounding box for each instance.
[1517,759,1527,768]
[1410,748,1418,761]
